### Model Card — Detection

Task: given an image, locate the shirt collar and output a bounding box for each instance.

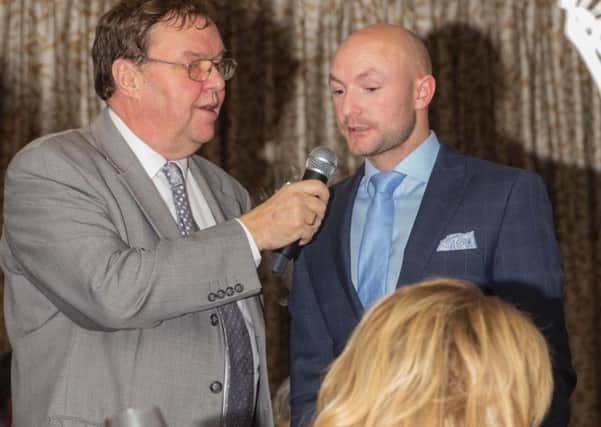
[108,108,188,178]
[364,130,440,184]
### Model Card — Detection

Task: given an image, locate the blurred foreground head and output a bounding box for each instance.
[314,277,553,427]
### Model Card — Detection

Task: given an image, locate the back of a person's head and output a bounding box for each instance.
[314,278,553,427]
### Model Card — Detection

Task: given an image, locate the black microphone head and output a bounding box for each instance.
[305,146,338,180]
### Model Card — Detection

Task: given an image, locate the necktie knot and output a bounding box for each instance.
[370,170,404,196]
[162,161,185,188]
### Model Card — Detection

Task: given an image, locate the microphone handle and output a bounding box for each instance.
[269,169,328,274]
[269,241,302,275]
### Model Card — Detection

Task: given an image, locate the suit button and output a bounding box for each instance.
[234,283,244,293]
[217,289,225,299]
[208,292,216,302]
[210,381,223,393]
[225,286,234,296]
[210,313,219,326]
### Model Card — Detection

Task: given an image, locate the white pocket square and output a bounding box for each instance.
[436,231,478,251]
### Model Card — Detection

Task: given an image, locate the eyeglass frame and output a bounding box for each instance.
[139,55,238,82]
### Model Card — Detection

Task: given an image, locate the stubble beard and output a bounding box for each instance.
[368,111,417,160]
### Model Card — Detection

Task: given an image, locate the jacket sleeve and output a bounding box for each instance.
[491,171,576,426]
[0,141,261,332]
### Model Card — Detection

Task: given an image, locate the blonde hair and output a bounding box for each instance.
[273,376,291,427]
[314,278,553,427]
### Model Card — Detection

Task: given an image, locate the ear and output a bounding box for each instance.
[414,74,436,110]
[111,58,143,99]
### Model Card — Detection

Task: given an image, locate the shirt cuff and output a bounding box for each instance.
[235,218,262,267]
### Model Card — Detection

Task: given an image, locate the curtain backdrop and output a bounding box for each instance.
[1,1,599,425]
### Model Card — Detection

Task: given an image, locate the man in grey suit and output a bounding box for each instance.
[0,1,329,426]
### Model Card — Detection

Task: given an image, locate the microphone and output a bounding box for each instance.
[269,145,338,274]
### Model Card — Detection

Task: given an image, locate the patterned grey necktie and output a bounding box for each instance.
[162,162,255,427]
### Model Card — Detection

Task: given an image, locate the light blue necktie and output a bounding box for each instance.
[357,170,404,309]
[162,162,254,426]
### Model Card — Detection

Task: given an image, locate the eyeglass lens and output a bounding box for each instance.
[190,59,236,81]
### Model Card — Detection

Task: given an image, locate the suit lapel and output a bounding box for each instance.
[188,157,239,223]
[89,109,181,239]
[330,167,365,318]
[398,144,467,285]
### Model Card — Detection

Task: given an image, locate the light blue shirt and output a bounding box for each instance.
[351,131,440,297]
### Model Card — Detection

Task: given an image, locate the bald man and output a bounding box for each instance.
[289,24,575,427]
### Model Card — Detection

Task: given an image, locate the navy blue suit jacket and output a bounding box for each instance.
[289,143,576,427]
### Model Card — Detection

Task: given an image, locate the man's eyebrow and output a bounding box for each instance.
[356,68,383,80]
[182,49,226,60]
[329,68,383,84]
[328,74,343,85]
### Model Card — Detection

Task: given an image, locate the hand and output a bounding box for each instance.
[240,180,330,251]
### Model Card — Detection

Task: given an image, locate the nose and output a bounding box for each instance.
[204,66,226,91]
[340,91,360,119]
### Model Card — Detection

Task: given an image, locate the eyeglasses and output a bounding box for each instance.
[142,56,238,82]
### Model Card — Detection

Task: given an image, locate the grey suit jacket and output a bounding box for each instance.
[0,109,274,427]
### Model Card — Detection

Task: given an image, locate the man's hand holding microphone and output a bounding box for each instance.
[240,146,338,273]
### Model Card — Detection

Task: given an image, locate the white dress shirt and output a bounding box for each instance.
[108,108,260,406]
